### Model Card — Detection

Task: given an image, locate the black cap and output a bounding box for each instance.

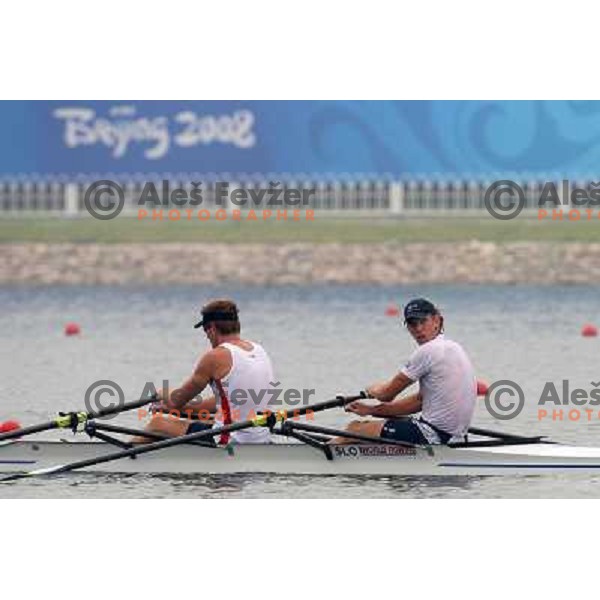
[193,310,238,329]
[403,298,438,321]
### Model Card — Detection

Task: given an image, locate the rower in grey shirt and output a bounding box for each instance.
[401,332,476,443]
[332,298,477,445]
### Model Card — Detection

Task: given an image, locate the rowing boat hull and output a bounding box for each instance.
[5,440,600,476]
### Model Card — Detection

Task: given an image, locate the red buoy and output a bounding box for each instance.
[64,322,81,336]
[581,324,598,338]
[0,420,21,433]
[385,305,400,317]
[476,380,489,396]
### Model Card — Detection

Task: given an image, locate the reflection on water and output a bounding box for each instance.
[3,283,600,498]
[0,471,571,499]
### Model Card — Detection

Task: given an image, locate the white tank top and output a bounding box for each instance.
[210,341,274,444]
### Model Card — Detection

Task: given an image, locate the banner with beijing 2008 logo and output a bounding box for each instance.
[0,100,599,177]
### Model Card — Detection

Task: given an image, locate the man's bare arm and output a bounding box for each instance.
[346,390,422,418]
[166,353,218,410]
[369,392,422,417]
[181,396,217,415]
[367,372,414,403]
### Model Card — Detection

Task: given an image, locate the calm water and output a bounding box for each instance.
[2,283,600,498]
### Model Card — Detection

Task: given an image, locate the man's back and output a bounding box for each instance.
[210,340,274,443]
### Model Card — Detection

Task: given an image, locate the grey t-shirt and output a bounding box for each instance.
[401,334,477,442]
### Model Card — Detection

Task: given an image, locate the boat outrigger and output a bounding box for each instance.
[3,394,600,480]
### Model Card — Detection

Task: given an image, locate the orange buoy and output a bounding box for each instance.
[581,324,598,338]
[476,380,489,396]
[0,420,21,433]
[385,305,400,317]
[64,322,81,336]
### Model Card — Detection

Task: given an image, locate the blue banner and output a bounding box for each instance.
[1,100,599,178]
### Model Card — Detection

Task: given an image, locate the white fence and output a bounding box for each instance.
[0,175,594,217]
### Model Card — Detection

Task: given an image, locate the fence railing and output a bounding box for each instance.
[0,175,594,216]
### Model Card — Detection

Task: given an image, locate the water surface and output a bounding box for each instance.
[2,283,599,498]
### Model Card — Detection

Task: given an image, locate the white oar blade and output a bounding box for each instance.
[27,465,66,477]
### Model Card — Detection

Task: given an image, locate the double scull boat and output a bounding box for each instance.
[3,395,600,479]
[3,435,600,477]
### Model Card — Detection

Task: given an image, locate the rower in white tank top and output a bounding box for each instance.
[134,299,276,447]
[210,341,274,444]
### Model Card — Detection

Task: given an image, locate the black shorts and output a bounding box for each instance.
[186,421,217,447]
[380,418,429,445]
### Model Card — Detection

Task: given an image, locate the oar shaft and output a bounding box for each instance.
[0,421,58,442]
[0,395,156,442]
[1,394,364,481]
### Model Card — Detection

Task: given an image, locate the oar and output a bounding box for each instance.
[0,394,364,483]
[0,395,157,442]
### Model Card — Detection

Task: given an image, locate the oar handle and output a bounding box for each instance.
[295,393,366,417]
[89,395,157,420]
